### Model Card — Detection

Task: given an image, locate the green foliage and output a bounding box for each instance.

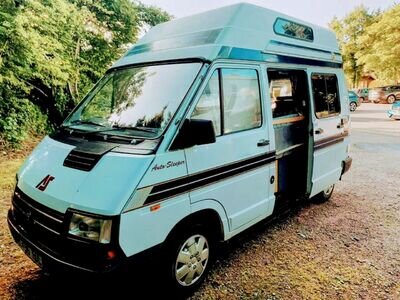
[136,2,172,27]
[356,5,400,82]
[329,6,377,88]
[0,0,170,147]
[331,4,400,87]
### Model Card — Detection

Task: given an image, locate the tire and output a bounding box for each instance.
[349,102,357,112]
[312,184,335,203]
[387,95,396,104]
[165,226,213,295]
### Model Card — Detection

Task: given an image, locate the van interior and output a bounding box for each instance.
[267,69,311,211]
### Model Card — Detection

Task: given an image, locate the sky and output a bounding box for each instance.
[140,0,397,28]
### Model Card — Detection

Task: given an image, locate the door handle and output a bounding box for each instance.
[337,118,345,129]
[257,139,270,147]
[315,128,324,134]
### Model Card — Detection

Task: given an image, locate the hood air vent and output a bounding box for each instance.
[63,142,117,171]
[63,149,101,171]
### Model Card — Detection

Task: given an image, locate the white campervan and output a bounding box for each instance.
[8,3,352,293]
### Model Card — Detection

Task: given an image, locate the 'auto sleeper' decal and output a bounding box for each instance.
[151,160,185,172]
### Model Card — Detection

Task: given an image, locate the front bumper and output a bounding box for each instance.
[7,188,126,274]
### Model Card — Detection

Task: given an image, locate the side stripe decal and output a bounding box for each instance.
[314,132,349,150]
[142,151,276,205]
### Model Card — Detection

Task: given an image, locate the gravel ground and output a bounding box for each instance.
[0,103,399,299]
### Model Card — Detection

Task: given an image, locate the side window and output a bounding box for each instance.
[191,70,221,135]
[312,74,341,118]
[268,69,308,119]
[222,69,262,134]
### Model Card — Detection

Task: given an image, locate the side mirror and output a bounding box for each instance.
[171,119,216,150]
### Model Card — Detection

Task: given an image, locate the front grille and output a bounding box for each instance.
[12,187,64,235]
[10,188,122,271]
[63,149,101,171]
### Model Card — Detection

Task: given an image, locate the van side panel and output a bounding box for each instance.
[119,197,230,256]
[119,194,190,257]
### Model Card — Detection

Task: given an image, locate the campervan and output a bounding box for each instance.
[8,3,352,293]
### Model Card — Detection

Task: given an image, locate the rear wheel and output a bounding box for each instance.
[387,95,396,104]
[349,102,357,112]
[313,184,334,203]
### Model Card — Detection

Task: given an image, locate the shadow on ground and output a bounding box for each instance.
[7,202,311,300]
[9,268,177,299]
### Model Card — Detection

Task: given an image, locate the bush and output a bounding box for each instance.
[0,0,171,149]
[0,97,49,148]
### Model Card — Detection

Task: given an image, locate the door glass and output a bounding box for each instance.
[268,70,307,119]
[191,70,221,136]
[311,74,341,118]
[221,69,262,134]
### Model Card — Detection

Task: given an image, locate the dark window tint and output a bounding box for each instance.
[221,69,262,134]
[312,74,340,118]
[274,18,314,42]
[191,70,221,136]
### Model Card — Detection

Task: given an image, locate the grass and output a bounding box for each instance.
[0,160,22,193]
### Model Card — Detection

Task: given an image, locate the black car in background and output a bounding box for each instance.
[369,85,400,104]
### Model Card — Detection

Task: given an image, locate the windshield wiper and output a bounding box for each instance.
[64,120,107,128]
[63,124,158,137]
[110,125,158,134]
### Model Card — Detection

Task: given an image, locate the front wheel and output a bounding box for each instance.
[166,227,212,295]
[349,102,357,112]
[387,95,396,104]
[313,184,335,203]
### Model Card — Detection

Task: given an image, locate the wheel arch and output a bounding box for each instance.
[166,203,228,244]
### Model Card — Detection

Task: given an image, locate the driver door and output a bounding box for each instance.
[184,65,275,231]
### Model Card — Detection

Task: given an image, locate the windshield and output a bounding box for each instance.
[63,62,203,138]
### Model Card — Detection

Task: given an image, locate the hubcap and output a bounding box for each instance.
[350,103,356,111]
[324,185,334,196]
[175,234,209,286]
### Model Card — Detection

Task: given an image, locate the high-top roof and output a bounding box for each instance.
[112,3,342,69]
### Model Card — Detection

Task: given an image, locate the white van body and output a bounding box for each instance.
[8,3,351,291]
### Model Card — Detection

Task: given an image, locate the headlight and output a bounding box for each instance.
[68,212,112,244]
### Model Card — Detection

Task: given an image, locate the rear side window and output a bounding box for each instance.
[274,18,314,42]
[312,74,341,118]
[191,68,262,135]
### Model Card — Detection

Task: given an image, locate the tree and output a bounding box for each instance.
[0,0,171,147]
[329,6,376,88]
[356,4,400,83]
